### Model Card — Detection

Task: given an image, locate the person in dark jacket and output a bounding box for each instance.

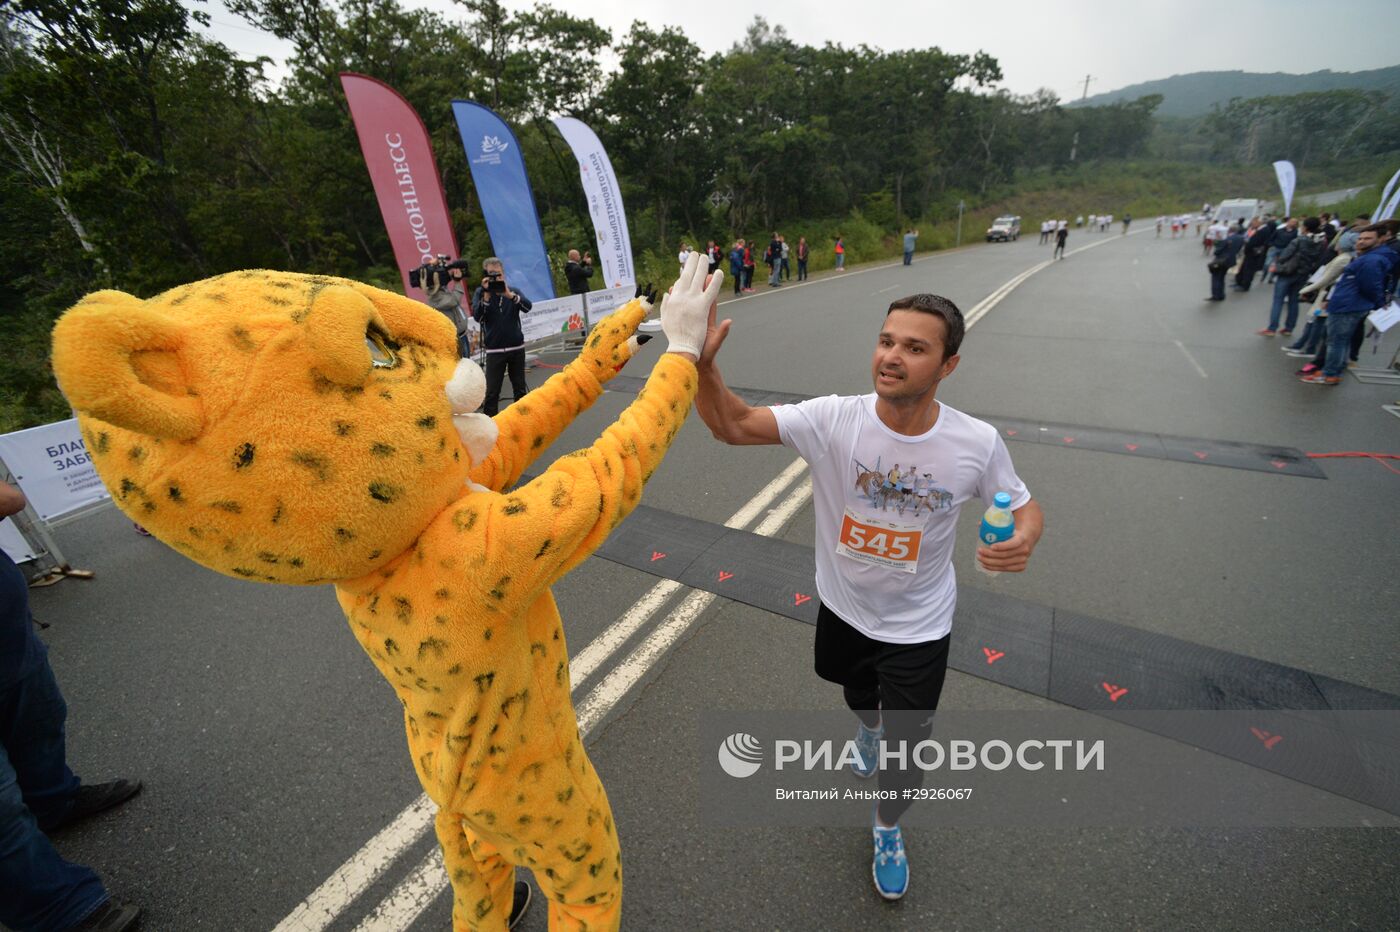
[729,239,745,295]
[1207,224,1245,301]
[766,233,783,287]
[1264,218,1298,283]
[1302,225,1390,385]
[1233,218,1271,291]
[563,250,594,295]
[1261,217,1325,335]
[470,257,533,416]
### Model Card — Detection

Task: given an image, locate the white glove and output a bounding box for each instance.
[659,251,722,357]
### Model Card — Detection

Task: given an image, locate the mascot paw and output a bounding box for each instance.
[577,297,649,383]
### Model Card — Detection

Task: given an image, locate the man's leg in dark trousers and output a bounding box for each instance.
[0,653,108,932]
[504,348,529,405]
[1210,269,1227,300]
[482,352,509,417]
[815,604,949,827]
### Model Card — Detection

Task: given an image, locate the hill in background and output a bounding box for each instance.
[1073,66,1400,116]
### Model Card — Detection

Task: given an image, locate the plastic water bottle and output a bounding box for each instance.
[976,492,1015,577]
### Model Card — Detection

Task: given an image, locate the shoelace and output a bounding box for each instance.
[874,827,906,865]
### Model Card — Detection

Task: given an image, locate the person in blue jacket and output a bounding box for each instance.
[1301,224,1391,385]
[729,239,745,296]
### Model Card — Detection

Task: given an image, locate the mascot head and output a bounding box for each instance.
[51,270,496,585]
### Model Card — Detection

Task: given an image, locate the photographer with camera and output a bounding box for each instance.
[564,249,594,296]
[410,254,472,358]
[470,257,534,416]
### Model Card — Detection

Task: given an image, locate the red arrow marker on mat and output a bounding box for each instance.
[650,551,666,562]
[1271,461,1288,469]
[1125,443,1139,452]
[717,570,733,582]
[1193,451,1209,460]
[794,593,811,607]
[982,647,1005,664]
[1101,682,1129,702]
[1250,727,1283,750]
[1005,429,1018,436]
[1063,437,1076,444]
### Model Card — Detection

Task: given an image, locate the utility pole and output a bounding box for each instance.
[1070,75,1092,162]
[956,199,965,247]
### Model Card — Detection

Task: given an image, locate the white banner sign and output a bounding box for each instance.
[1,518,35,563]
[0,419,109,522]
[584,285,635,325]
[552,117,635,289]
[1273,160,1296,216]
[1380,185,1400,222]
[521,294,587,344]
[1374,167,1400,220]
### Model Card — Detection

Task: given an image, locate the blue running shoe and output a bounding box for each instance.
[852,722,882,779]
[872,821,909,900]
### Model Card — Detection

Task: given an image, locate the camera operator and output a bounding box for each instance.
[564,249,594,296]
[470,257,533,416]
[410,254,472,357]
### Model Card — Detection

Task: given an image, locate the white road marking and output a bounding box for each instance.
[271,795,437,932]
[574,477,814,736]
[352,848,446,932]
[1174,340,1209,379]
[874,283,900,294]
[570,457,808,690]
[963,228,1151,328]
[361,479,818,931]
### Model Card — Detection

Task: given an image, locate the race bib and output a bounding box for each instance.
[835,508,923,573]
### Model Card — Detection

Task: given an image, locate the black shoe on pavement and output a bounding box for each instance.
[71,899,141,932]
[51,780,142,832]
[508,880,532,930]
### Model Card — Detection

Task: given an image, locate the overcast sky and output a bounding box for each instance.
[195,0,1397,101]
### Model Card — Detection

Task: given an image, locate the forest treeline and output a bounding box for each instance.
[2,0,1397,429]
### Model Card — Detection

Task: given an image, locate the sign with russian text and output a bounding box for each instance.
[583,285,635,325]
[520,294,587,344]
[0,418,110,522]
[340,73,459,302]
[552,117,635,288]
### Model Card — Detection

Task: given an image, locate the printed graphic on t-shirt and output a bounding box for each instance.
[852,456,953,517]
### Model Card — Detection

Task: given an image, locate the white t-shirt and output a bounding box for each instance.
[772,395,1030,643]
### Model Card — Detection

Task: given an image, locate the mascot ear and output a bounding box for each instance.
[303,283,378,387]
[51,291,204,440]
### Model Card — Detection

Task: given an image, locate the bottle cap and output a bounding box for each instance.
[993,491,1012,508]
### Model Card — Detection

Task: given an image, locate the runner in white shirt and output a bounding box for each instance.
[693,291,1044,902]
[678,243,692,274]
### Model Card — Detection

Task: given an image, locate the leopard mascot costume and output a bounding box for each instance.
[50,254,722,930]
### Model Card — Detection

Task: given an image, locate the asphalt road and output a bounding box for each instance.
[21,225,1400,931]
